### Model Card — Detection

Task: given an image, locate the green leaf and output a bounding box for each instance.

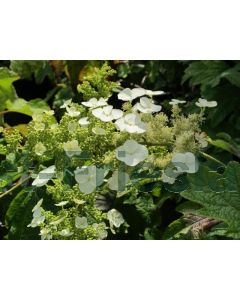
[135,196,156,223]
[10,60,54,84]
[203,84,240,127]
[176,201,202,214]
[6,98,50,116]
[182,61,228,89]
[163,218,191,240]
[0,172,21,191]
[220,64,240,87]
[209,138,240,158]
[181,161,240,238]
[0,67,19,110]
[5,188,39,239]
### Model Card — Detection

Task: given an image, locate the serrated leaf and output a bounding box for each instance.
[220,64,240,87]
[181,161,240,237]
[176,201,202,214]
[182,61,228,89]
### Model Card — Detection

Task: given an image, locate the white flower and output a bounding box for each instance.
[171,152,199,174]
[32,165,55,187]
[28,199,45,228]
[61,99,81,117]
[108,170,130,191]
[92,126,106,135]
[40,228,52,240]
[195,132,208,148]
[63,140,81,157]
[59,229,73,237]
[161,166,182,185]
[92,223,108,240]
[115,113,147,134]
[195,98,217,108]
[55,201,69,207]
[75,216,88,229]
[32,198,44,212]
[118,88,146,101]
[116,139,148,166]
[60,99,72,109]
[50,216,66,226]
[66,106,81,117]
[28,209,45,228]
[118,88,165,101]
[35,142,46,156]
[78,117,90,127]
[92,105,123,122]
[161,171,177,184]
[74,165,104,194]
[145,90,165,97]
[107,209,125,228]
[169,99,186,105]
[82,97,108,109]
[133,97,162,113]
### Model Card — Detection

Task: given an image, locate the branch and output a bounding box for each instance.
[0,175,31,200]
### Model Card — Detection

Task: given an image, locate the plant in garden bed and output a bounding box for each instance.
[0,76,216,240]
[1,60,240,240]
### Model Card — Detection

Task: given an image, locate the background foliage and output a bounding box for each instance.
[0,60,240,240]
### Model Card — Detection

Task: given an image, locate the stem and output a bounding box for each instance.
[0,175,31,200]
[199,151,226,167]
[0,110,13,116]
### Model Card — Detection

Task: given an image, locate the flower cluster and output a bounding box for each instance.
[23,84,217,240]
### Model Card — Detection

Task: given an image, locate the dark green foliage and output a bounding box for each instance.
[181,162,240,238]
[10,60,55,84]
[1,60,240,240]
[5,188,39,239]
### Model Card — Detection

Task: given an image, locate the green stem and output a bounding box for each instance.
[0,110,13,116]
[199,151,226,167]
[0,175,31,200]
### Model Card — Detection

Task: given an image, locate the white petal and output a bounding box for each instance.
[111,109,123,120]
[115,118,126,131]
[75,216,88,229]
[32,198,43,212]
[66,106,81,117]
[118,88,133,101]
[140,97,151,108]
[151,104,162,112]
[146,90,165,96]
[108,171,130,191]
[74,166,94,184]
[116,140,148,166]
[131,88,146,99]
[79,117,90,126]
[107,209,125,228]
[92,126,106,135]
[92,107,104,119]
[82,98,98,108]
[103,105,113,115]
[32,165,55,187]
[79,181,96,194]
